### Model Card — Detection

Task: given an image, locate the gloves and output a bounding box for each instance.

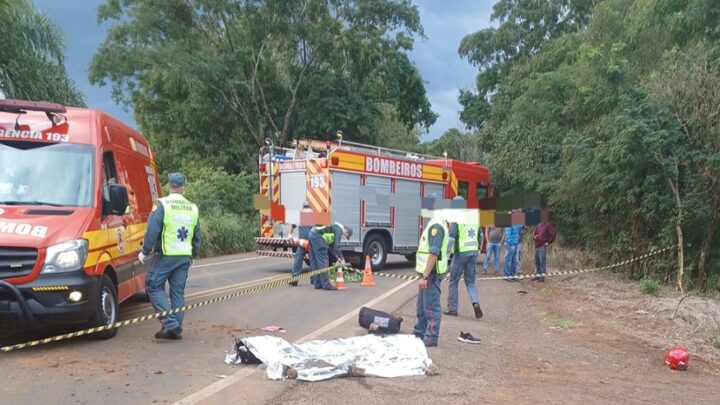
[138,252,147,264]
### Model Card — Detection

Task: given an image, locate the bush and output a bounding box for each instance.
[640,276,662,296]
[160,164,257,218]
[199,212,257,257]
[157,163,259,256]
[708,274,720,292]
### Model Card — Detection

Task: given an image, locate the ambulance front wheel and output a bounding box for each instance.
[88,273,119,340]
[364,234,388,272]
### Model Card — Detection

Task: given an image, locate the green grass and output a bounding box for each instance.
[543,314,578,328]
[640,276,662,296]
[709,333,720,349]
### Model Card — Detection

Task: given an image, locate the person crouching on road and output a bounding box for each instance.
[138,173,201,340]
[308,222,352,290]
[413,201,450,347]
[445,196,483,319]
[289,202,313,287]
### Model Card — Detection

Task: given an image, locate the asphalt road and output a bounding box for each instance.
[0,252,418,404]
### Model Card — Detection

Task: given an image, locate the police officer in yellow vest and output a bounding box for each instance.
[444,195,483,319]
[138,173,201,340]
[308,222,352,290]
[412,194,450,347]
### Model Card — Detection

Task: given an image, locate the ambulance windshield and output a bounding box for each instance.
[0,141,94,207]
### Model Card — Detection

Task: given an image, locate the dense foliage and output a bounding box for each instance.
[89,0,437,174]
[0,0,84,105]
[459,0,720,290]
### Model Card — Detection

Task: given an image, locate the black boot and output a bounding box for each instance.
[155,326,182,340]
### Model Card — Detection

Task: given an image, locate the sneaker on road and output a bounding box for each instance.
[443,310,458,316]
[457,331,481,344]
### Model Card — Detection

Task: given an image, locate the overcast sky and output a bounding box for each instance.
[32,0,493,141]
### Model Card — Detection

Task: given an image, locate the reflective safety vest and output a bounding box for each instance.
[313,222,343,245]
[456,223,480,254]
[159,193,199,256]
[415,219,450,275]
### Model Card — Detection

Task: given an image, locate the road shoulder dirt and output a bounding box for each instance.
[256,273,720,404]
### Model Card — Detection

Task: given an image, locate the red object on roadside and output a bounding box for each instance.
[664,347,690,370]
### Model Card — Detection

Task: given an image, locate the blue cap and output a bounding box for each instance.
[168,172,186,188]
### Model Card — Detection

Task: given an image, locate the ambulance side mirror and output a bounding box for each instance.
[108,184,129,216]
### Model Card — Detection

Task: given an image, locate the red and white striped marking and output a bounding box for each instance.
[255,237,293,245]
[255,250,296,259]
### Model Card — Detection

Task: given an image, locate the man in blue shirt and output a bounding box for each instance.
[503,223,523,281]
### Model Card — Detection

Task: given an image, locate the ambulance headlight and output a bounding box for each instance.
[42,240,89,274]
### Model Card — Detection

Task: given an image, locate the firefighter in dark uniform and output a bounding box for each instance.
[138,173,201,340]
[412,194,450,347]
[308,222,352,290]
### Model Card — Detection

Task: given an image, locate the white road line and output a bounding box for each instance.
[192,256,266,269]
[173,278,416,405]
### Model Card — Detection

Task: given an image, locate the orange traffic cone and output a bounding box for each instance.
[360,255,376,287]
[334,266,348,290]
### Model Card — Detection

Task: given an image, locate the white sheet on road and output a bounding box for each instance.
[231,334,433,381]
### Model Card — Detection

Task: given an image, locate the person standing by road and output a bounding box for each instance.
[413,196,450,347]
[138,173,201,340]
[308,222,352,290]
[483,225,504,275]
[503,223,522,281]
[445,196,483,319]
[516,222,528,276]
[533,212,557,282]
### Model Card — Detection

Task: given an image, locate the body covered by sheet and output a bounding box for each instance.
[229,334,433,381]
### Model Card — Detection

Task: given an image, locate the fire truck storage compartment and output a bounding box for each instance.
[280,170,306,238]
[364,175,391,226]
[330,171,361,244]
[394,180,421,247]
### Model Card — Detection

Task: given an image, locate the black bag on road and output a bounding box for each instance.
[358,306,403,334]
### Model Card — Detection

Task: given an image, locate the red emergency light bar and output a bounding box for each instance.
[0,99,67,114]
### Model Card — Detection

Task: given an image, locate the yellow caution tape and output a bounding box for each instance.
[0,265,336,353]
[374,246,675,282]
[1,247,674,353]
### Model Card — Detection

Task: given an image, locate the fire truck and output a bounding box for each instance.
[255,134,491,271]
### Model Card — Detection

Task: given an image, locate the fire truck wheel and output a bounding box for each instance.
[88,273,119,340]
[364,234,388,272]
[404,253,416,264]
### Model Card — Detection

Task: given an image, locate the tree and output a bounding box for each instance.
[0,0,84,105]
[375,103,423,151]
[458,0,599,128]
[648,44,720,290]
[89,0,436,173]
[422,128,485,163]
[455,0,720,290]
